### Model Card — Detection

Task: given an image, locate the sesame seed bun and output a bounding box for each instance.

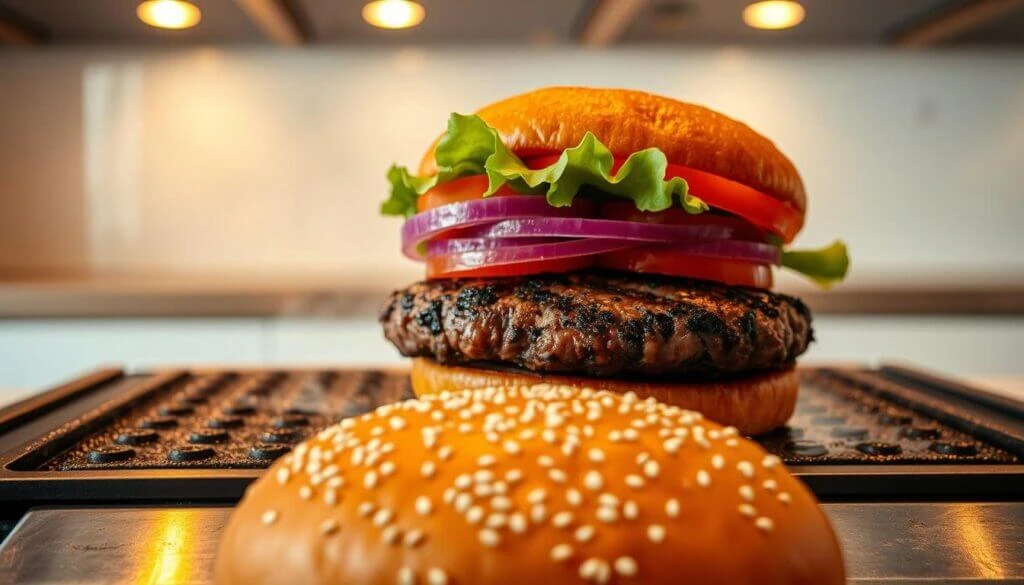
[215,385,844,585]
[417,86,806,219]
[410,358,798,437]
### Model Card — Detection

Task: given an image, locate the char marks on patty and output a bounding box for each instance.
[380,271,812,377]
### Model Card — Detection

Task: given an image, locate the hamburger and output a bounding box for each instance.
[215,385,846,584]
[380,87,848,435]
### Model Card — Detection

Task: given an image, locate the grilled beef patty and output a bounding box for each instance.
[380,271,812,378]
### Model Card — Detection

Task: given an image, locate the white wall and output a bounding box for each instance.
[1,48,1023,287]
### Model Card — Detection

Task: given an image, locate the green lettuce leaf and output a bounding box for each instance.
[781,240,850,287]
[381,113,707,218]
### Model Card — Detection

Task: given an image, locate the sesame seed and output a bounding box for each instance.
[762,455,781,469]
[527,488,547,504]
[509,513,528,534]
[466,506,484,524]
[427,568,448,585]
[711,454,725,470]
[397,566,415,585]
[503,440,521,455]
[364,471,379,489]
[372,508,393,527]
[623,428,639,441]
[380,461,397,476]
[551,544,573,562]
[647,524,666,543]
[537,455,554,467]
[549,468,568,483]
[588,448,606,463]
[625,474,645,489]
[454,474,472,489]
[623,500,639,520]
[320,519,339,535]
[614,556,638,577]
[276,468,290,485]
[763,479,778,492]
[299,486,313,500]
[596,506,618,523]
[530,504,547,524]
[739,504,757,517]
[389,416,406,431]
[725,438,739,447]
[404,529,425,548]
[598,493,620,507]
[739,485,755,502]
[737,461,755,479]
[609,430,622,442]
[643,460,660,479]
[477,454,497,467]
[358,502,376,517]
[261,509,278,526]
[778,492,792,504]
[584,470,604,491]
[665,498,680,518]
[442,488,456,504]
[416,496,433,516]
[505,469,523,483]
[478,528,501,547]
[485,513,507,529]
[755,516,774,532]
[663,438,682,453]
[566,488,583,507]
[438,446,454,460]
[324,489,338,506]
[454,493,473,513]
[575,525,595,542]
[696,470,711,487]
[552,511,574,528]
[579,558,611,584]
[491,496,513,511]
[542,429,557,443]
[381,525,400,545]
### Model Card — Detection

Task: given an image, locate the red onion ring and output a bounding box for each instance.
[427,238,640,269]
[401,196,593,259]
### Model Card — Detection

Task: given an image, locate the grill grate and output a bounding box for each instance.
[34,369,1020,471]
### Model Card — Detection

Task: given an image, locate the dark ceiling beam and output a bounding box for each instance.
[579,0,649,46]
[232,0,306,46]
[0,5,46,46]
[894,0,1024,47]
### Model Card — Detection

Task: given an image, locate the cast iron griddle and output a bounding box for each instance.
[0,365,1021,503]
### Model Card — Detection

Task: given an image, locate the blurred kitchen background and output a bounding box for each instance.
[0,0,1022,403]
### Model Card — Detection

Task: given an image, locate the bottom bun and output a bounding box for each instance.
[410,358,797,435]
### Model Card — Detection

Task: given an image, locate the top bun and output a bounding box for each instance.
[418,87,806,215]
[216,385,844,585]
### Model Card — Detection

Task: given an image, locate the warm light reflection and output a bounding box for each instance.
[742,1,805,30]
[362,0,426,30]
[952,504,1008,579]
[137,0,202,30]
[136,510,199,584]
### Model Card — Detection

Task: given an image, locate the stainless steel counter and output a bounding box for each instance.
[1,504,1022,584]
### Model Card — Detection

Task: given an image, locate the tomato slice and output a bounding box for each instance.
[523,154,803,243]
[599,247,773,288]
[418,176,517,213]
[427,255,594,279]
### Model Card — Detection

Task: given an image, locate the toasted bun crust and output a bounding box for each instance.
[411,358,797,436]
[216,385,844,585]
[418,87,806,216]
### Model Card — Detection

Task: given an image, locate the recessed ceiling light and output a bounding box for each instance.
[137,0,202,30]
[362,0,426,30]
[742,1,805,30]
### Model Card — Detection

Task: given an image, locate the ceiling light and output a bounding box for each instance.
[137,0,202,30]
[742,1,805,30]
[362,0,426,30]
